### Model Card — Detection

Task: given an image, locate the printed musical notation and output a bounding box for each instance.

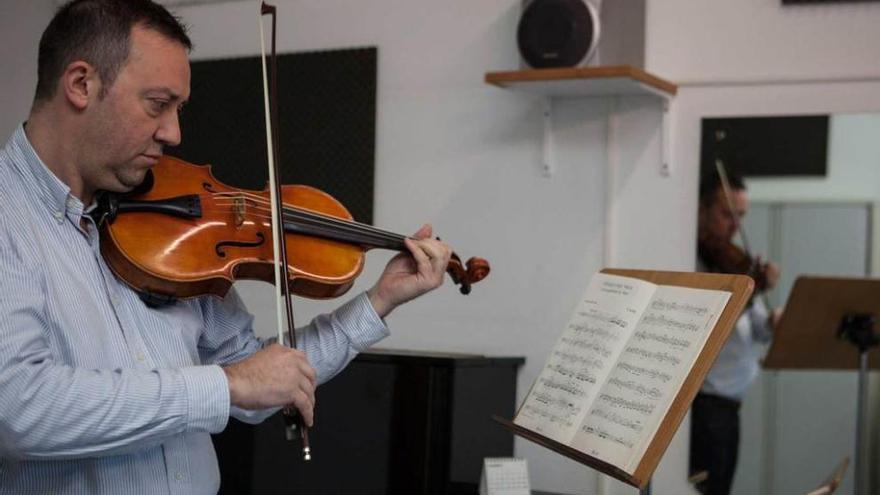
[568,323,618,341]
[617,362,673,383]
[521,404,576,428]
[523,391,583,428]
[650,298,709,316]
[582,424,635,449]
[632,330,690,349]
[641,314,701,333]
[624,346,681,366]
[538,376,585,397]
[532,391,581,411]
[597,393,655,415]
[516,274,659,444]
[547,363,599,384]
[552,350,605,370]
[574,311,629,329]
[559,336,612,358]
[591,407,643,433]
[606,378,662,400]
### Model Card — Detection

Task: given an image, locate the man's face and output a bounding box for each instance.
[79,24,190,195]
[700,186,748,243]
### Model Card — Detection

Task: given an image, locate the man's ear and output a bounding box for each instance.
[61,61,101,110]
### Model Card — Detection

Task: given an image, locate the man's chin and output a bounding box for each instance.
[113,170,151,192]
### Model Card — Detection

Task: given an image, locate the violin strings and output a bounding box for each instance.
[209,204,407,249]
[214,191,398,239]
[211,191,406,242]
[200,192,408,246]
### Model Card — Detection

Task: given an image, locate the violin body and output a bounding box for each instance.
[101,156,365,300]
[97,156,488,301]
[697,234,769,291]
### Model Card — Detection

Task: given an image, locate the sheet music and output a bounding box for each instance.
[514,274,657,444]
[570,284,730,472]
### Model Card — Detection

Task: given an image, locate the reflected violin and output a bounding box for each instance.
[705,159,775,298]
[697,233,770,291]
[93,155,490,303]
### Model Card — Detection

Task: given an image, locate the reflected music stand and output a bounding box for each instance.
[764,276,880,495]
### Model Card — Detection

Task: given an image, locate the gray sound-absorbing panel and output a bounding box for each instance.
[172,48,377,224]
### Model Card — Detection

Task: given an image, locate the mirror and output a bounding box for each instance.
[697,112,880,495]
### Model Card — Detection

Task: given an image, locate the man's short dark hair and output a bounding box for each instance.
[699,169,746,209]
[34,0,191,103]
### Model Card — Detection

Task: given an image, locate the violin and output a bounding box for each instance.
[697,233,770,291]
[93,155,490,303]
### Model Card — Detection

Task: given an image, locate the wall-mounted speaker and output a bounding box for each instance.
[517,0,646,69]
[517,0,599,69]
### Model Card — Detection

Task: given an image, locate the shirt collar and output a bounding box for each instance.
[7,124,86,224]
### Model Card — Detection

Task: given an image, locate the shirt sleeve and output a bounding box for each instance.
[747,296,773,343]
[0,214,230,461]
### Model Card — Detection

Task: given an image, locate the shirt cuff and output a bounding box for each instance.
[336,292,390,350]
[180,365,230,434]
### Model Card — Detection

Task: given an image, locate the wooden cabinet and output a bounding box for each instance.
[214,350,525,495]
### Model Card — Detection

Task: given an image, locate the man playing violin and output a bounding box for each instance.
[690,171,782,495]
[0,1,451,494]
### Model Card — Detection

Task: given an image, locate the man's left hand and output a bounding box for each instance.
[367,224,452,318]
[763,260,781,290]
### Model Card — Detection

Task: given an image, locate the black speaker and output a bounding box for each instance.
[517,0,599,69]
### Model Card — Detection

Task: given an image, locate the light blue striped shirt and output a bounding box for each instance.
[697,260,772,401]
[0,125,389,494]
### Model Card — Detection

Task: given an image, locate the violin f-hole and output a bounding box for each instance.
[215,233,266,258]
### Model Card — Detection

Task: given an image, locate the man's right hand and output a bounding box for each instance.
[222,344,316,426]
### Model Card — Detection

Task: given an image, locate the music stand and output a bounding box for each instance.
[764,276,880,495]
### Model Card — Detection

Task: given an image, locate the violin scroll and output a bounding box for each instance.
[446,253,490,295]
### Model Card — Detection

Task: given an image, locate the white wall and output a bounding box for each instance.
[646,0,880,84]
[0,0,56,138]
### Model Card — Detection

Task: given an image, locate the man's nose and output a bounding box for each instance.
[155,111,182,147]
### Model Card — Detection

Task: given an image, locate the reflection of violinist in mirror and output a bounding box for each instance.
[0,1,462,493]
[690,170,782,495]
[697,172,780,297]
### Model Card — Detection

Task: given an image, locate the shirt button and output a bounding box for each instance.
[174,472,184,481]
[136,352,146,362]
[53,211,64,222]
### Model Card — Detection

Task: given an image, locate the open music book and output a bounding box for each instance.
[499,270,752,488]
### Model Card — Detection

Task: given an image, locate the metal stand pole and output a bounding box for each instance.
[838,314,878,495]
[855,350,869,495]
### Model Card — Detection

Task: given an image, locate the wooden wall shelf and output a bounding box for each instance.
[484,65,677,99]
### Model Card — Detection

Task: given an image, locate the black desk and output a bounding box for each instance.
[214,350,524,495]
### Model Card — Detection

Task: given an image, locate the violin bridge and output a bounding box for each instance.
[233,196,245,228]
